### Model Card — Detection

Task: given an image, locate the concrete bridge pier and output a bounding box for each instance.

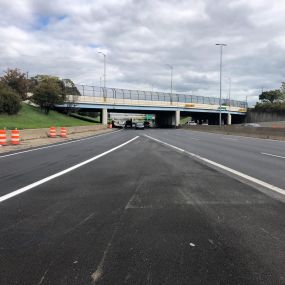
[227,113,232,125]
[101,108,108,125]
[175,110,180,127]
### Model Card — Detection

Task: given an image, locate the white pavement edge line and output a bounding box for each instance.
[144,134,285,196]
[0,129,122,159]
[0,136,139,203]
[261,152,285,159]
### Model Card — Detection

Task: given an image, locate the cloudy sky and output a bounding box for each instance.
[1,0,285,104]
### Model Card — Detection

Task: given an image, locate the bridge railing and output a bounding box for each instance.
[73,85,247,108]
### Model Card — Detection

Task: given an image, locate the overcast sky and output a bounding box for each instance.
[1,0,285,104]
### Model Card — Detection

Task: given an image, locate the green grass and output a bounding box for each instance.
[180,116,192,125]
[0,103,96,129]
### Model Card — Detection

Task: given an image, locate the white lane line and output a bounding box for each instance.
[190,138,200,141]
[144,134,285,196]
[261,152,285,159]
[0,136,139,203]
[0,130,122,159]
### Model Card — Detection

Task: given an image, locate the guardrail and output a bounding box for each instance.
[72,85,247,108]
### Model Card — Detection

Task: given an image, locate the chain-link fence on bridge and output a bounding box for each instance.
[71,85,247,108]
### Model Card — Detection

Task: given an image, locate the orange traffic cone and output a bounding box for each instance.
[11,129,20,145]
[49,127,57,138]
[60,127,67,138]
[0,129,7,145]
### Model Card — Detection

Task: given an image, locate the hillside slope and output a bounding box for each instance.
[0,104,96,129]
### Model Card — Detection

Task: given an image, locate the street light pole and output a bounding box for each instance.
[228,77,231,109]
[99,76,102,96]
[166,64,173,103]
[98,52,106,89]
[216,43,227,126]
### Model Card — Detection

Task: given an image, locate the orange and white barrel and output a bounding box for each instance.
[0,129,7,145]
[49,127,57,138]
[60,127,67,138]
[11,129,20,145]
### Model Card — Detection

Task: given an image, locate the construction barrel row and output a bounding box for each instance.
[49,127,67,138]
[0,127,68,146]
[0,129,20,145]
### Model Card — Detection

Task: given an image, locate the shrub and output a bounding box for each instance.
[0,83,21,114]
[254,102,285,113]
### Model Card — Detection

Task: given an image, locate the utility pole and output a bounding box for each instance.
[228,77,231,109]
[99,76,102,96]
[216,43,227,126]
[98,52,106,88]
[166,64,173,103]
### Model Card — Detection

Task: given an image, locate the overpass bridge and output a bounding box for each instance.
[59,85,247,127]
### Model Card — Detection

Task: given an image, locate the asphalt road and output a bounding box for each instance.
[144,128,285,189]
[0,129,284,284]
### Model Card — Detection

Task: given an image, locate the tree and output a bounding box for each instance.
[62,79,80,96]
[0,83,21,114]
[62,79,80,114]
[259,90,284,104]
[30,74,61,89]
[0,68,30,100]
[31,76,66,114]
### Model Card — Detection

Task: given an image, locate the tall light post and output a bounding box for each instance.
[216,43,227,125]
[166,64,173,103]
[98,52,106,89]
[99,76,102,96]
[228,77,231,109]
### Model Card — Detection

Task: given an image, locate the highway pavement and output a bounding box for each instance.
[145,128,285,190]
[0,129,284,284]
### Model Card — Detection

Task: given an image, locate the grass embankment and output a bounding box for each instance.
[180,116,192,124]
[0,103,96,129]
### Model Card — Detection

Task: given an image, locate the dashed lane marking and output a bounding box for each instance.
[261,152,285,159]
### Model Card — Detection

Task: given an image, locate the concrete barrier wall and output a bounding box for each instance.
[247,111,285,123]
[182,125,285,140]
[8,125,107,141]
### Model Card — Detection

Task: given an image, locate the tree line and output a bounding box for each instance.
[0,68,80,115]
[255,82,285,112]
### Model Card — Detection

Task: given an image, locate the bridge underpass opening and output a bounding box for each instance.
[63,106,246,127]
[105,109,180,128]
[181,111,246,125]
[107,110,180,128]
[154,111,180,128]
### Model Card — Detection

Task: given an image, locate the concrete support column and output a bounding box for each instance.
[101,108,108,125]
[227,113,232,125]
[175,110,180,127]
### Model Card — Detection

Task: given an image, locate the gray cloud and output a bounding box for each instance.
[1,0,285,105]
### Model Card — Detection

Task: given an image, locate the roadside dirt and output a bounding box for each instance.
[0,128,115,154]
